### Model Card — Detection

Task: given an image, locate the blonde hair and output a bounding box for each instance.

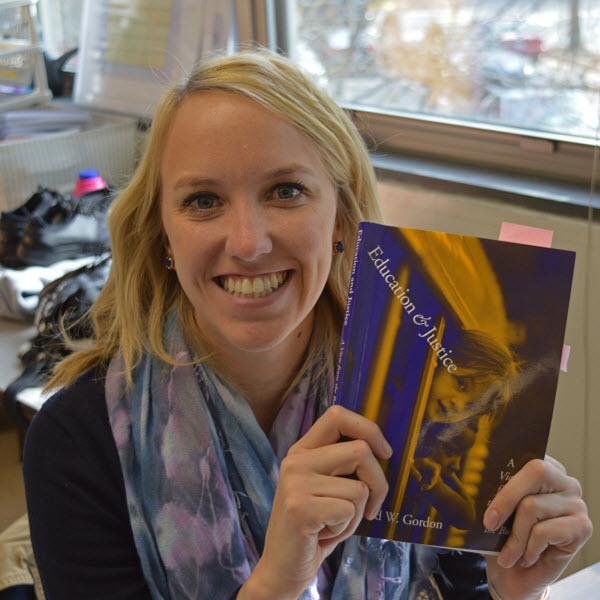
[49,49,383,390]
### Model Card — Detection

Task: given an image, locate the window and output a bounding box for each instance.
[275,0,600,185]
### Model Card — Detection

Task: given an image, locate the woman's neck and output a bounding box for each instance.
[210,324,313,434]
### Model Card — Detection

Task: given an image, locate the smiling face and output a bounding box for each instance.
[160,91,341,363]
[425,366,494,424]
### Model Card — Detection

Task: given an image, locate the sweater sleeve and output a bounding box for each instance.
[22,371,151,600]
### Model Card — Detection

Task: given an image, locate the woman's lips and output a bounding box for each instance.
[217,270,289,298]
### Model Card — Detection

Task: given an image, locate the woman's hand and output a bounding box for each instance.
[239,405,392,600]
[484,455,593,600]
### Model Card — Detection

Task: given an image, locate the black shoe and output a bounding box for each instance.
[0,187,71,268]
[2,253,111,430]
[17,187,113,267]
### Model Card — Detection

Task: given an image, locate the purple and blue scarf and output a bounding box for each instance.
[105,315,442,599]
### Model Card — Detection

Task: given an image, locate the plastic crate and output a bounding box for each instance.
[0,110,139,211]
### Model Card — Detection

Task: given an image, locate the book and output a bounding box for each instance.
[332,222,575,553]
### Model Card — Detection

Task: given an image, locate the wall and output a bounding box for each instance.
[378,178,599,576]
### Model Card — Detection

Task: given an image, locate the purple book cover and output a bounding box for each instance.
[332,222,575,553]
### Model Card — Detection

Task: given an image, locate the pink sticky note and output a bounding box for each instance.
[560,345,571,372]
[499,222,554,248]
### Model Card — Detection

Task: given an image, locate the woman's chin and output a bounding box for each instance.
[205,321,308,359]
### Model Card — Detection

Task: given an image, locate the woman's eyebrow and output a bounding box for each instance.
[173,176,219,191]
[266,164,315,178]
[172,165,316,192]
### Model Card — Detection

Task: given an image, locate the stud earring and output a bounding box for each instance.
[165,256,175,270]
[333,241,344,255]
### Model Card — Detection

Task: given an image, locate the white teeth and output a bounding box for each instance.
[241,278,253,295]
[252,278,264,294]
[220,271,288,298]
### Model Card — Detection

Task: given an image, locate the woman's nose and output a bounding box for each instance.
[224,201,272,261]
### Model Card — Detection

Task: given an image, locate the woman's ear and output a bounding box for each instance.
[162,231,173,256]
[333,212,344,246]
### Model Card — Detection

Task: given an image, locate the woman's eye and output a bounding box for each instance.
[184,194,217,210]
[273,182,305,201]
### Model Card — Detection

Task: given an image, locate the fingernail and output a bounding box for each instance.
[383,440,393,458]
[497,548,512,568]
[372,506,382,521]
[484,508,500,531]
[519,557,531,568]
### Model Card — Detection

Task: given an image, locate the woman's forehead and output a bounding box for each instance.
[160,92,334,188]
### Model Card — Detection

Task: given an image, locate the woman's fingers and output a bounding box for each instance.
[311,477,370,541]
[519,512,592,568]
[291,404,393,460]
[288,472,370,534]
[284,405,391,521]
[544,454,567,474]
[281,439,389,520]
[289,493,356,537]
[499,491,589,568]
[484,458,579,533]
[484,457,592,570]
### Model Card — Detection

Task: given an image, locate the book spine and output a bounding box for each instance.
[332,222,367,405]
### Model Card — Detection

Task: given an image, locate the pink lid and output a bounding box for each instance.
[74,169,107,196]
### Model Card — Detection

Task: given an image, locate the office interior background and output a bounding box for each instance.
[0,0,598,579]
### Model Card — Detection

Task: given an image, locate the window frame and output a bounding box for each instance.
[348,106,598,186]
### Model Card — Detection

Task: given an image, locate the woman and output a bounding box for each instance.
[23,50,591,600]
